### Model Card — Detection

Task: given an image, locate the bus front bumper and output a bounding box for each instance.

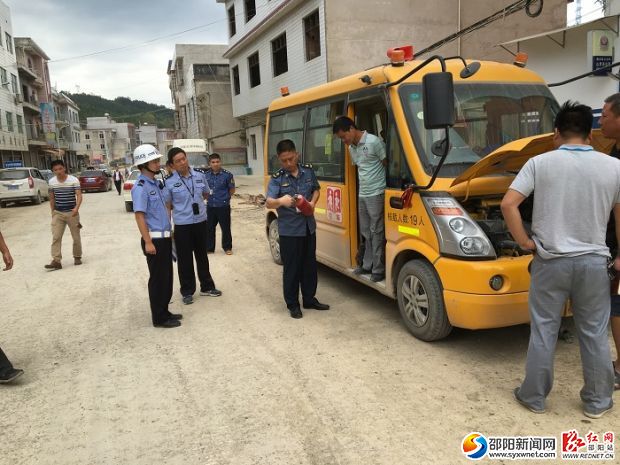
[443,290,530,330]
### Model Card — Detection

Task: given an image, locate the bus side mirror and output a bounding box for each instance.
[422,72,455,129]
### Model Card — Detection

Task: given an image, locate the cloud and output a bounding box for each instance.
[7,0,230,106]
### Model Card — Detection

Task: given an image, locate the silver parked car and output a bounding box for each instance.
[0,167,50,207]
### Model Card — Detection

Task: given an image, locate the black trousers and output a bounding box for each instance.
[114,180,122,195]
[0,346,13,375]
[174,220,215,296]
[279,231,318,310]
[141,238,173,325]
[206,205,232,252]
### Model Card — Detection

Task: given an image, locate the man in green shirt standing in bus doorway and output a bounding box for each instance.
[333,116,387,282]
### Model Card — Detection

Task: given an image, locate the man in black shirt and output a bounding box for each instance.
[599,93,620,389]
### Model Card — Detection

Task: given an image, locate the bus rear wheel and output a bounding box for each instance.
[268,219,283,265]
[396,259,452,341]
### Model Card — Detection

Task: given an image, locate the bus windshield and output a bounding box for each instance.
[400,83,559,178]
[186,152,209,169]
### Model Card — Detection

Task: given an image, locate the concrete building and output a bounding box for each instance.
[216,0,566,175]
[498,2,618,118]
[137,123,157,145]
[52,90,85,172]
[167,44,245,171]
[15,37,55,169]
[80,115,137,166]
[0,2,28,168]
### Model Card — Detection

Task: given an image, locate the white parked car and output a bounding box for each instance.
[0,167,50,208]
[123,169,167,212]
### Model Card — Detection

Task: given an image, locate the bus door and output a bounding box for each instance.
[302,100,352,268]
[347,93,389,269]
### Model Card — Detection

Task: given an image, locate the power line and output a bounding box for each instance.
[49,1,276,63]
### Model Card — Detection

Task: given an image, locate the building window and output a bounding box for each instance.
[10,74,17,95]
[86,144,91,150]
[232,65,240,95]
[5,33,12,54]
[85,133,90,140]
[248,52,260,88]
[271,33,288,77]
[245,0,256,22]
[6,112,13,132]
[16,115,23,134]
[100,143,105,149]
[250,134,257,160]
[99,132,104,139]
[0,67,7,89]
[304,10,321,61]
[228,5,236,37]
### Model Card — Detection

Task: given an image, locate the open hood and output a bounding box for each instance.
[450,129,615,188]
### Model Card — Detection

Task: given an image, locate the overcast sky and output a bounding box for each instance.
[8,0,229,107]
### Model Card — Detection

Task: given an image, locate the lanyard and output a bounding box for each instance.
[180,172,195,198]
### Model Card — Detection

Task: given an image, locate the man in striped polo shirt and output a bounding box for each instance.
[45,160,83,270]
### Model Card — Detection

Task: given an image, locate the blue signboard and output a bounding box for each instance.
[4,160,23,168]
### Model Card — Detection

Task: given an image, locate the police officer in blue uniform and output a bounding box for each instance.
[131,144,182,328]
[204,153,236,254]
[266,139,330,319]
[164,147,222,306]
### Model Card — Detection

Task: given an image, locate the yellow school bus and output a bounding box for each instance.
[263,52,611,341]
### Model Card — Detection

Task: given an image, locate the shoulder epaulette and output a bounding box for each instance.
[194,167,206,174]
[222,169,231,174]
[137,179,145,186]
[164,173,174,180]
[272,168,285,178]
[303,163,313,169]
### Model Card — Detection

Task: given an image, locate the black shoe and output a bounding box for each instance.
[370,273,385,282]
[289,307,303,319]
[353,266,371,275]
[169,313,183,320]
[303,300,330,310]
[182,295,194,305]
[154,319,181,328]
[200,289,222,297]
[0,368,24,384]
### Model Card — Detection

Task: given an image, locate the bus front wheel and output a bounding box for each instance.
[396,259,452,341]
[268,219,283,265]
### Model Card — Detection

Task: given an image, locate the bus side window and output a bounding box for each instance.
[386,124,413,189]
[267,110,305,173]
[304,101,345,182]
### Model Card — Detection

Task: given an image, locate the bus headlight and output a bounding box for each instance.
[460,237,489,255]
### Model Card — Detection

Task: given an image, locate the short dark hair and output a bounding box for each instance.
[604,93,620,117]
[208,153,221,161]
[167,147,186,165]
[332,116,356,134]
[51,159,65,169]
[276,139,296,155]
[554,101,593,139]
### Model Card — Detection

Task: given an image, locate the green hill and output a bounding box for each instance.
[65,93,175,129]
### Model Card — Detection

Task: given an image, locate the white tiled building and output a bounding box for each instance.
[0,0,28,168]
[216,0,567,176]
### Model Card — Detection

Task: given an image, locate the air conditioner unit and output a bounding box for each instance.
[14,94,23,104]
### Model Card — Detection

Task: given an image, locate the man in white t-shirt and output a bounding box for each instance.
[46,160,83,270]
[113,168,124,195]
[501,101,620,419]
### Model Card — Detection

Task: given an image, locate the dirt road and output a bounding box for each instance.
[0,176,616,464]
